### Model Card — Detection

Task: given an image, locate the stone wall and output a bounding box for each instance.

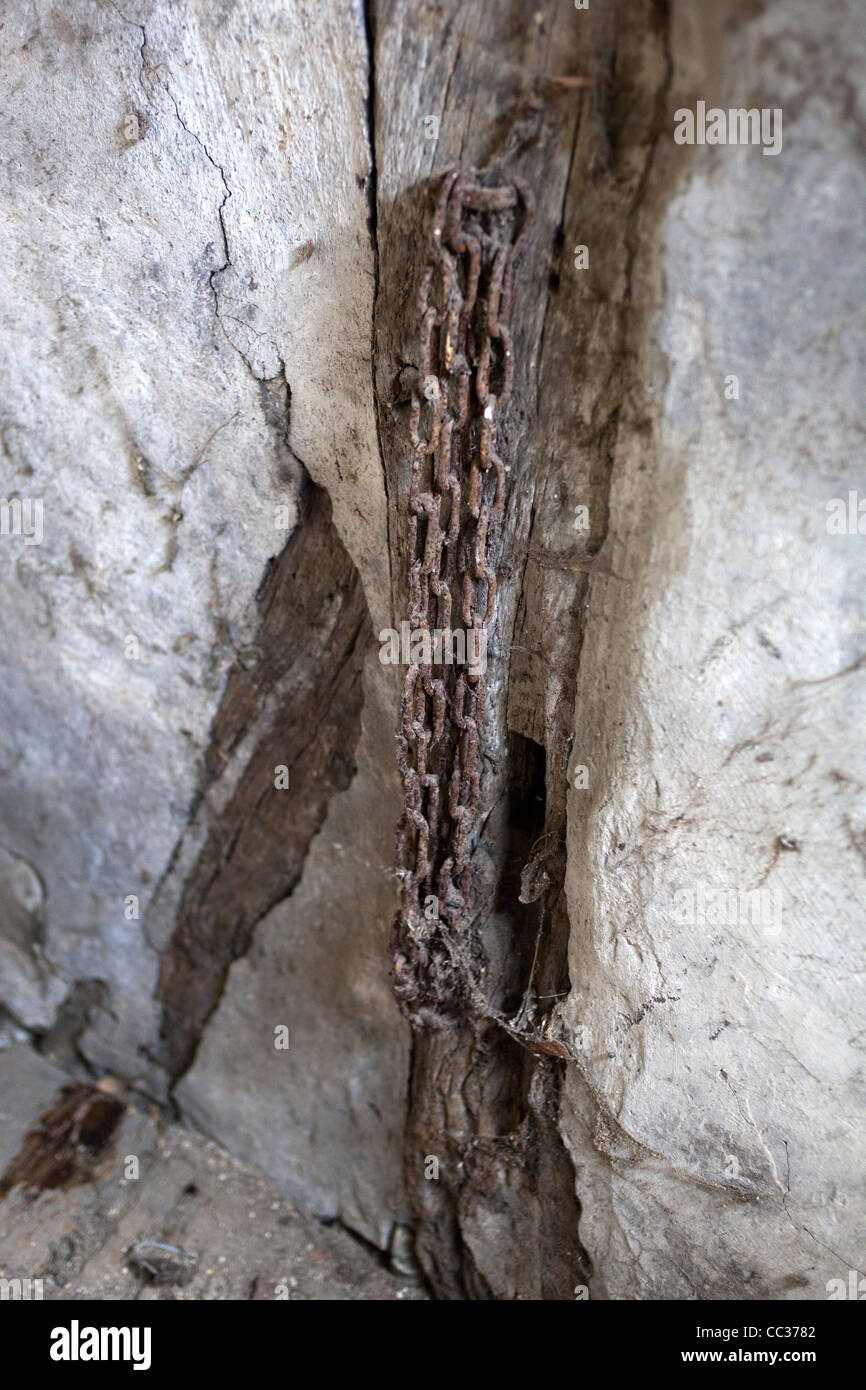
[0,0,862,1294]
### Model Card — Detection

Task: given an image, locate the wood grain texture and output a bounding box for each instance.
[373,0,675,1297]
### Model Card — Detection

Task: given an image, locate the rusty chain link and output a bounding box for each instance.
[390,167,533,1028]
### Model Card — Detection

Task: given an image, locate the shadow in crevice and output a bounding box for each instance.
[157,471,372,1087]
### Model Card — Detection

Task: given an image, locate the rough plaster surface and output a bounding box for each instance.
[559,0,866,1299]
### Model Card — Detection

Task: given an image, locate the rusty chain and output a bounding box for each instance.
[390,167,533,1028]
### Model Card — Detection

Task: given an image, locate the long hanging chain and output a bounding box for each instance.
[390,168,533,1028]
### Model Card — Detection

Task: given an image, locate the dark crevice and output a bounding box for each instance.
[489,733,548,1017]
[158,473,372,1090]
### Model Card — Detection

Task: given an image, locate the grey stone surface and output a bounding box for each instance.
[0,1045,70,1172]
[558,0,866,1300]
[175,647,411,1246]
[0,0,408,1250]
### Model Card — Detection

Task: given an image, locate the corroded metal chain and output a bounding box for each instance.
[390,168,533,1028]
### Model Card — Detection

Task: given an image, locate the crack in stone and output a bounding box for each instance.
[110,0,285,384]
[362,0,394,608]
[157,473,373,1090]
